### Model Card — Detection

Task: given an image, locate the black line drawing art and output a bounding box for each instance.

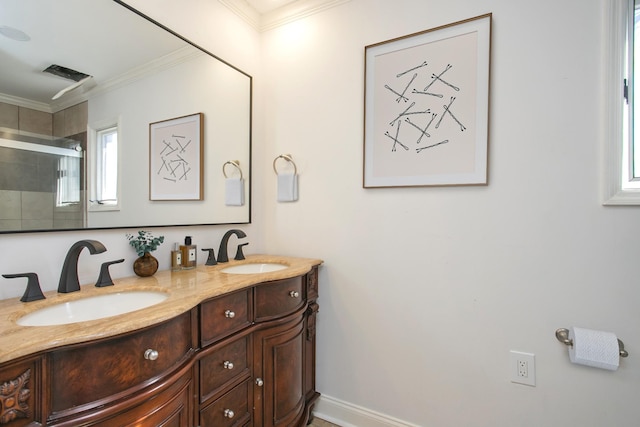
[384,72,417,103]
[431,73,460,91]
[177,139,191,153]
[382,62,465,154]
[384,121,409,152]
[160,140,177,156]
[364,14,491,188]
[150,113,203,200]
[404,117,431,143]
[412,88,444,98]
[435,97,466,131]
[405,112,439,144]
[424,64,452,92]
[442,98,466,131]
[396,61,428,78]
[384,84,410,102]
[416,139,449,153]
[389,102,431,126]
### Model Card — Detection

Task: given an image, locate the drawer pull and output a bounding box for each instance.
[224,309,236,318]
[289,290,300,298]
[255,377,264,387]
[224,409,235,418]
[144,349,159,361]
[223,360,234,370]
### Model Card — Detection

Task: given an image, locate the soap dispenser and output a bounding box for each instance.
[180,236,197,269]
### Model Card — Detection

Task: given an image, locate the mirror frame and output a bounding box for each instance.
[0,0,252,234]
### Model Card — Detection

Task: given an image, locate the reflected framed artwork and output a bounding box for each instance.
[149,113,204,200]
[363,14,492,188]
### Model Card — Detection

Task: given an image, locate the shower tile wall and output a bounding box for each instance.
[0,101,87,231]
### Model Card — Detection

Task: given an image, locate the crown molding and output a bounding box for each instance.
[219,0,351,32]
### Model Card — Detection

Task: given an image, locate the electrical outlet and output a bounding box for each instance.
[510,351,535,386]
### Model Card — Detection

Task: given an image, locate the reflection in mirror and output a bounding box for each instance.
[0,0,251,233]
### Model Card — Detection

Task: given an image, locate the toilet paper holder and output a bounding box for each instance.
[555,328,628,358]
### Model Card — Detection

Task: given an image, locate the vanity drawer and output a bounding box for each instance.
[199,379,251,427]
[200,289,251,346]
[254,277,304,322]
[49,311,193,413]
[200,335,250,404]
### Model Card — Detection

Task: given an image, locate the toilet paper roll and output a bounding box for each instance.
[568,327,619,371]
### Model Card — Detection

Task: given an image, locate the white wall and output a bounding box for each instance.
[260,0,640,426]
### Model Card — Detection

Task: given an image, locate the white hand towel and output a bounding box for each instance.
[277,173,298,202]
[225,177,244,206]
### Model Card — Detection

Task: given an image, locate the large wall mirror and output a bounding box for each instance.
[0,0,251,234]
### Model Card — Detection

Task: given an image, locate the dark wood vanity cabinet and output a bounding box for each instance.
[197,269,320,427]
[0,266,320,427]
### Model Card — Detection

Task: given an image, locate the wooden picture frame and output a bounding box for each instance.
[149,113,204,200]
[363,14,492,188]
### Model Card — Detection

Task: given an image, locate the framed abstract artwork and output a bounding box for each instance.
[149,113,204,200]
[363,14,492,188]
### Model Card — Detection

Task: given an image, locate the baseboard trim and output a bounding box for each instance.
[313,394,421,427]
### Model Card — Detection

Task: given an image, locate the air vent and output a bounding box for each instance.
[43,64,90,82]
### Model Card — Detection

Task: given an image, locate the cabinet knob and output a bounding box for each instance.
[144,349,159,361]
[224,309,236,318]
[255,378,264,387]
[289,291,300,298]
[224,409,235,418]
[223,360,234,370]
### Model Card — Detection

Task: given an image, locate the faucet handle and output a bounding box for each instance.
[202,248,217,266]
[2,273,46,302]
[234,243,249,261]
[95,259,125,288]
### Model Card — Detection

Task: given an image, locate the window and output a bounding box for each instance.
[89,124,120,211]
[632,1,640,179]
[56,155,81,207]
[604,0,640,204]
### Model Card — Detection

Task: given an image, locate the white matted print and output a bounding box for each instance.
[363,14,492,188]
[149,113,204,200]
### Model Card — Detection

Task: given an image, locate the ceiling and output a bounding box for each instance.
[218,0,350,32]
[245,0,299,14]
[0,0,187,111]
[0,0,349,111]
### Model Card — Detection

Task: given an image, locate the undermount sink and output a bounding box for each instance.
[16,291,169,327]
[220,263,288,274]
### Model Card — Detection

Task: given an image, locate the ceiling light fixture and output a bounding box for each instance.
[0,25,30,41]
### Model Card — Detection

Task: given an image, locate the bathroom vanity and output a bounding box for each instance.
[0,255,321,427]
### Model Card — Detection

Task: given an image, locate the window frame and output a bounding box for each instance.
[88,118,121,212]
[603,0,640,204]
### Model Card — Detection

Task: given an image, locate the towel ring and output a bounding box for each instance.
[273,154,297,175]
[223,160,243,180]
[555,328,629,358]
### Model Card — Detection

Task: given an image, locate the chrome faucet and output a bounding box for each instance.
[217,229,247,263]
[58,240,107,293]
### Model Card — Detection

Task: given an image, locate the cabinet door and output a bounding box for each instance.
[253,316,305,427]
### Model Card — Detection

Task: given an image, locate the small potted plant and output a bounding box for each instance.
[126,231,164,277]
